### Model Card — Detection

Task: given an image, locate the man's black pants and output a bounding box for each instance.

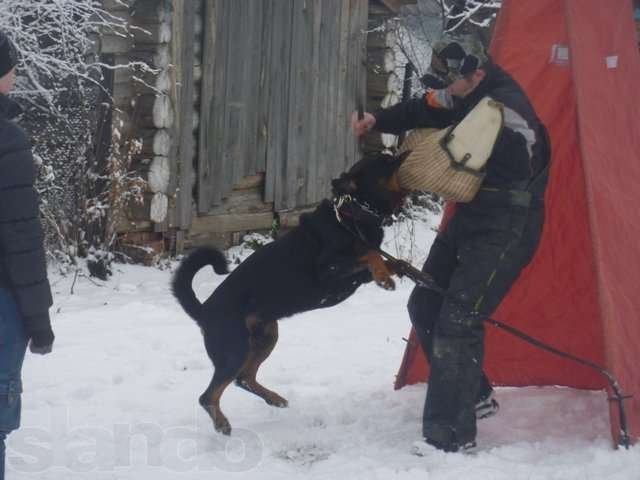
[407,190,544,448]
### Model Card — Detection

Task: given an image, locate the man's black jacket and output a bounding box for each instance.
[374,62,550,196]
[0,94,53,339]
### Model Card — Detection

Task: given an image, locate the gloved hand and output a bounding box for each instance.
[350,111,376,137]
[23,312,55,355]
[29,327,55,355]
[29,327,54,354]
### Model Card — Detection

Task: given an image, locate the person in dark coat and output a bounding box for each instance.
[352,37,550,453]
[0,30,55,478]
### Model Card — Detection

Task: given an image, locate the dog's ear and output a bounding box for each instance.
[396,150,412,164]
[331,175,357,195]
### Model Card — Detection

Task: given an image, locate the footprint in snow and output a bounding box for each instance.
[71,386,95,400]
[274,443,333,467]
[114,282,138,293]
[307,416,327,429]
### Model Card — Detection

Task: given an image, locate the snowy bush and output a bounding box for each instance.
[0,0,135,103]
[0,0,153,278]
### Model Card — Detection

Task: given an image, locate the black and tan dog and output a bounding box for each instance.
[171,151,409,435]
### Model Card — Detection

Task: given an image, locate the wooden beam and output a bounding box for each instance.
[190,212,275,234]
[379,0,417,13]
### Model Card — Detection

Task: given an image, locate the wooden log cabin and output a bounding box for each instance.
[100,0,415,261]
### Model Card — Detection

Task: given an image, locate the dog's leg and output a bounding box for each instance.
[199,330,251,436]
[236,320,288,408]
[360,250,396,290]
[199,379,235,435]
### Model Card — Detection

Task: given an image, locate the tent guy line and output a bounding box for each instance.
[382,244,632,449]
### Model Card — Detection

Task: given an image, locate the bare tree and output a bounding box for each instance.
[439,0,501,46]
[392,0,501,82]
[0,1,153,279]
[0,0,154,105]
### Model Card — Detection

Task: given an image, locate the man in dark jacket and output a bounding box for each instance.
[0,31,55,478]
[353,38,550,453]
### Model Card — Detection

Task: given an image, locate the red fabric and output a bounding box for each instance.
[394,0,640,447]
[565,0,640,447]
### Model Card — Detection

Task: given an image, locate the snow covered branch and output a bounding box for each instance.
[440,0,501,33]
[1,1,156,274]
[390,0,502,83]
[0,0,156,104]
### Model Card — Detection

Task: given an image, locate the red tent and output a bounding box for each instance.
[394,0,640,447]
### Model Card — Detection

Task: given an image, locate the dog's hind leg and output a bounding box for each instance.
[199,330,250,436]
[236,319,288,408]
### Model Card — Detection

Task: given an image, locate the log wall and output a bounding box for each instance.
[100,0,412,253]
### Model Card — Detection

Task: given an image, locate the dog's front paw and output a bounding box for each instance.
[361,251,397,291]
[384,259,407,277]
[375,275,396,291]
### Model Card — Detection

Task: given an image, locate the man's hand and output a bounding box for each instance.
[350,111,376,137]
[29,328,54,355]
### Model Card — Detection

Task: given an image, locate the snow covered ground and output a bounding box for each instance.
[6,214,639,479]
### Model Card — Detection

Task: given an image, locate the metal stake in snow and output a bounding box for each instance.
[386,255,633,450]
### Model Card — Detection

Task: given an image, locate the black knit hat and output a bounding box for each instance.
[0,31,18,78]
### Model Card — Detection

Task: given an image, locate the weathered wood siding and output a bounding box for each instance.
[100,0,408,253]
[170,0,197,241]
[198,0,369,212]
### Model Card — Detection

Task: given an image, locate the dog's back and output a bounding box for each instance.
[171,202,372,327]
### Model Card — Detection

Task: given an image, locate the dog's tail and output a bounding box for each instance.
[171,247,229,323]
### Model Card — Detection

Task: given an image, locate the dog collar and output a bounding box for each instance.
[332,194,386,224]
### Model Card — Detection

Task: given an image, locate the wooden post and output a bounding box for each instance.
[171,0,197,241]
[197,0,220,213]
